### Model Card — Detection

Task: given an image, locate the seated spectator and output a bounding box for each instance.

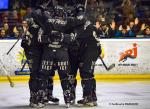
[1,11,9,20]
[144,27,150,37]
[96,15,110,38]
[12,20,28,39]
[0,16,8,27]
[101,24,109,37]
[132,17,141,35]
[0,28,7,39]
[13,26,20,38]
[127,19,137,37]
[115,24,135,37]
[138,23,150,37]
[2,23,12,38]
[108,20,118,38]
[23,7,32,20]
[22,20,28,32]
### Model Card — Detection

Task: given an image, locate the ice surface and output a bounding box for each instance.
[0,81,150,109]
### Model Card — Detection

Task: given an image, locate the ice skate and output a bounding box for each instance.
[44,90,59,104]
[65,97,71,108]
[66,103,70,108]
[29,102,38,108]
[64,90,71,108]
[70,92,76,105]
[77,97,97,107]
[29,91,39,108]
[35,90,47,108]
[37,102,46,108]
[47,96,59,104]
[29,101,46,108]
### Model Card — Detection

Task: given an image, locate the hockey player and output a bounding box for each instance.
[76,17,102,106]
[67,4,85,104]
[20,17,43,108]
[21,1,59,107]
[66,3,102,106]
[38,27,59,105]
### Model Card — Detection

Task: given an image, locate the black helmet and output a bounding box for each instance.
[76,4,84,12]
[36,0,52,7]
[54,5,67,18]
[36,0,48,4]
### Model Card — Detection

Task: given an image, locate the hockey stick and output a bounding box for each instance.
[20,60,27,72]
[7,38,20,55]
[0,59,15,87]
[46,0,52,7]
[6,27,29,55]
[99,56,115,71]
[7,75,15,87]
[84,0,88,13]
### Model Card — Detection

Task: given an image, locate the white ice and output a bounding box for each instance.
[0,81,150,109]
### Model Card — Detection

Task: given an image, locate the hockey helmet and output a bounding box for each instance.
[54,5,67,18]
[76,4,84,12]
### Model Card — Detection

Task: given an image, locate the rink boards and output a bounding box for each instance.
[0,39,150,81]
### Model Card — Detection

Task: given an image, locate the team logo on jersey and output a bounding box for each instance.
[119,43,137,62]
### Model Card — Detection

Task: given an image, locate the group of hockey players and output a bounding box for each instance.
[20,0,102,108]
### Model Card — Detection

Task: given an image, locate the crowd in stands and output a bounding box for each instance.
[0,0,149,39]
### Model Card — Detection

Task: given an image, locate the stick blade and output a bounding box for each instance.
[107,63,115,71]
[10,82,15,88]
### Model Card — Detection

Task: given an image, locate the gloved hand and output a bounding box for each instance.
[16,26,24,35]
[38,1,49,11]
[25,18,34,26]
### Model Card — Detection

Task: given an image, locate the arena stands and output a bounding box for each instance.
[0,0,149,39]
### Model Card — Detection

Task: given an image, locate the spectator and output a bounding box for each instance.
[23,7,32,20]
[10,0,20,10]
[0,17,8,26]
[1,11,9,19]
[127,19,136,37]
[100,23,109,38]
[11,10,21,22]
[0,28,7,39]
[22,20,28,32]
[13,26,20,38]
[121,0,136,17]
[2,23,12,37]
[132,17,141,34]
[138,23,150,37]
[115,24,135,37]
[144,27,150,37]
[87,0,103,23]
[108,20,118,38]
[95,15,109,38]
[12,20,28,39]
[121,0,136,24]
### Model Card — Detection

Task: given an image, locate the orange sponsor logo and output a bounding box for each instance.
[119,43,137,62]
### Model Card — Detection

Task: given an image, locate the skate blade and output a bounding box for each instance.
[77,102,96,107]
[70,100,75,105]
[66,103,70,108]
[93,102,98,106]
[48,101,59,105]
[29,103,38,108]
[107,63,115,71]
[36,103,46,108]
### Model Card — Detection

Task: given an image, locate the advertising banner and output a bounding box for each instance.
[0,39,150,75]
[0,40,29,75]
[95,39,150,74]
